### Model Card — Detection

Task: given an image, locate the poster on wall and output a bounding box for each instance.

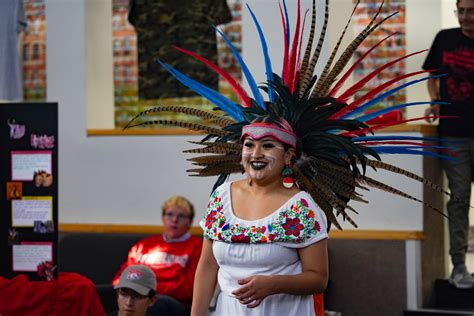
[352,0,406,116]
[0,103,58,281]
[112,0,242,129]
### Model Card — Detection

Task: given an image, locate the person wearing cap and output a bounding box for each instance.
[109,265,157,316]
[113,196,202,314]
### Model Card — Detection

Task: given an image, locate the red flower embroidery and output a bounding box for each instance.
[301,198,309,207]
[231,234,251,243]
[268,234,275,241]
[314,220,321,232]
[282,218,304,237]
[205,210,217,229]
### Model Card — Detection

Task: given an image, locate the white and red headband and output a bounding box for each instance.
[241,122,297,149]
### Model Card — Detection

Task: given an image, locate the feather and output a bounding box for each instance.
[279,1,290,83]
[357,175,447,218]
[286,0,301,93]
[247,4,276,102]
[214,27,265,109]
[328,33,397,97]
[317,11,399,96]
[187,154,241,166]
[159,61,244,121]
[298,0,316,95]
[293,165,343,230]
[331,70,435,119]
[174,46,252,108]
[340,75,447,119]
[340,115,454,137]
[355,101,447,122]
[187,163,243,177]
[335,50,428,105]
[368,146,456,160]
[312,0,360,97]
[300,0,329,94]
[125,105,236,129]
[127,119,229,136]
[366,159,452,196]
[187,141,242,150]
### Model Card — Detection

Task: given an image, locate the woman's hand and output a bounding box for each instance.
[232,275,274,308]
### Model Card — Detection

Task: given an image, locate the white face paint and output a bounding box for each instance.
[242,137,287,182]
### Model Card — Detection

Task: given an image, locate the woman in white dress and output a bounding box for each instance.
[123,0,452,314]
[191,117,329,316]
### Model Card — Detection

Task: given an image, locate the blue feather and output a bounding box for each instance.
[355,101,448,122]
[353,135,446,142]
[159,61,244,121]
[367,146,456,160]
[341,74,448,119]
[247,3,275,102]
[214,26,265,109]
[282,0,290,47]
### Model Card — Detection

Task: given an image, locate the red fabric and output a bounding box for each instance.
[313,293,324,316]
[112,234,202,307]
[0,272,105,316]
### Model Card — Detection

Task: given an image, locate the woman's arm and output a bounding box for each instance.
[232,239,328,308]
[191,238,219,316]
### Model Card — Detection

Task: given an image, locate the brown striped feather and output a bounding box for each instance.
[301,0,329,95]
[318,12,396,95]
[298,0,317,96]
[312,0,360,97]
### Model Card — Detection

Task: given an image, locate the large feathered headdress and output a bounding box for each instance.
[125,0,453,230]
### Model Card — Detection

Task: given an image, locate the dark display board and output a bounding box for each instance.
[0,103,58,281]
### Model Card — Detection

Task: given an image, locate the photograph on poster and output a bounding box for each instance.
[8,118,26,140]
[31,134,55,149]
[11,150,52,181]
[6,182,23,200]
[12,242,53,272]
[33,220,54,233]
[33,170,53,187]
[8,229,20,246]
[12,196,53,227]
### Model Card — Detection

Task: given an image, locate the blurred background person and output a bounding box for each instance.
[113,196,202,315]
[109,265,157,316]
[423,0,474,289]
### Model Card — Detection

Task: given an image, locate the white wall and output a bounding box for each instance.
[46,0,445,231]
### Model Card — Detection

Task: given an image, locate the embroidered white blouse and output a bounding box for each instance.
[200,182,328,316]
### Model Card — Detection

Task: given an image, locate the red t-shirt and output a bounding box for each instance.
[113,234,202,306]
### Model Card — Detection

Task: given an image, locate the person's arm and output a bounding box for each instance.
[424,78,441,123]
[191,238,218,316]
[232,239,328,308]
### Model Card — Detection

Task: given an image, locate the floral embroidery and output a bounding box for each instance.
[282,218,304,237]
[200,187,325,244]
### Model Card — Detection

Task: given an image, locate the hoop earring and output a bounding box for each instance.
[281,165,294,189]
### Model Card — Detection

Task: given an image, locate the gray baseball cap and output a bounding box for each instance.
[114,265,157,296]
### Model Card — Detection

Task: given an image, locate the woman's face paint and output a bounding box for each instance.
[242,137,288,182]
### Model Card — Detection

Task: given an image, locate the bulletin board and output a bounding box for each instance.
[0,103,58,281]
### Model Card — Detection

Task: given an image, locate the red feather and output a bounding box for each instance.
[174,46,252,108]
[279,1,290,82]
[287,0,301,93]
[340,116,457,137]
[337,49,428,102]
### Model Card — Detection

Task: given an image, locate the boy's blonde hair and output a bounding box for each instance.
[161,195,195,220]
